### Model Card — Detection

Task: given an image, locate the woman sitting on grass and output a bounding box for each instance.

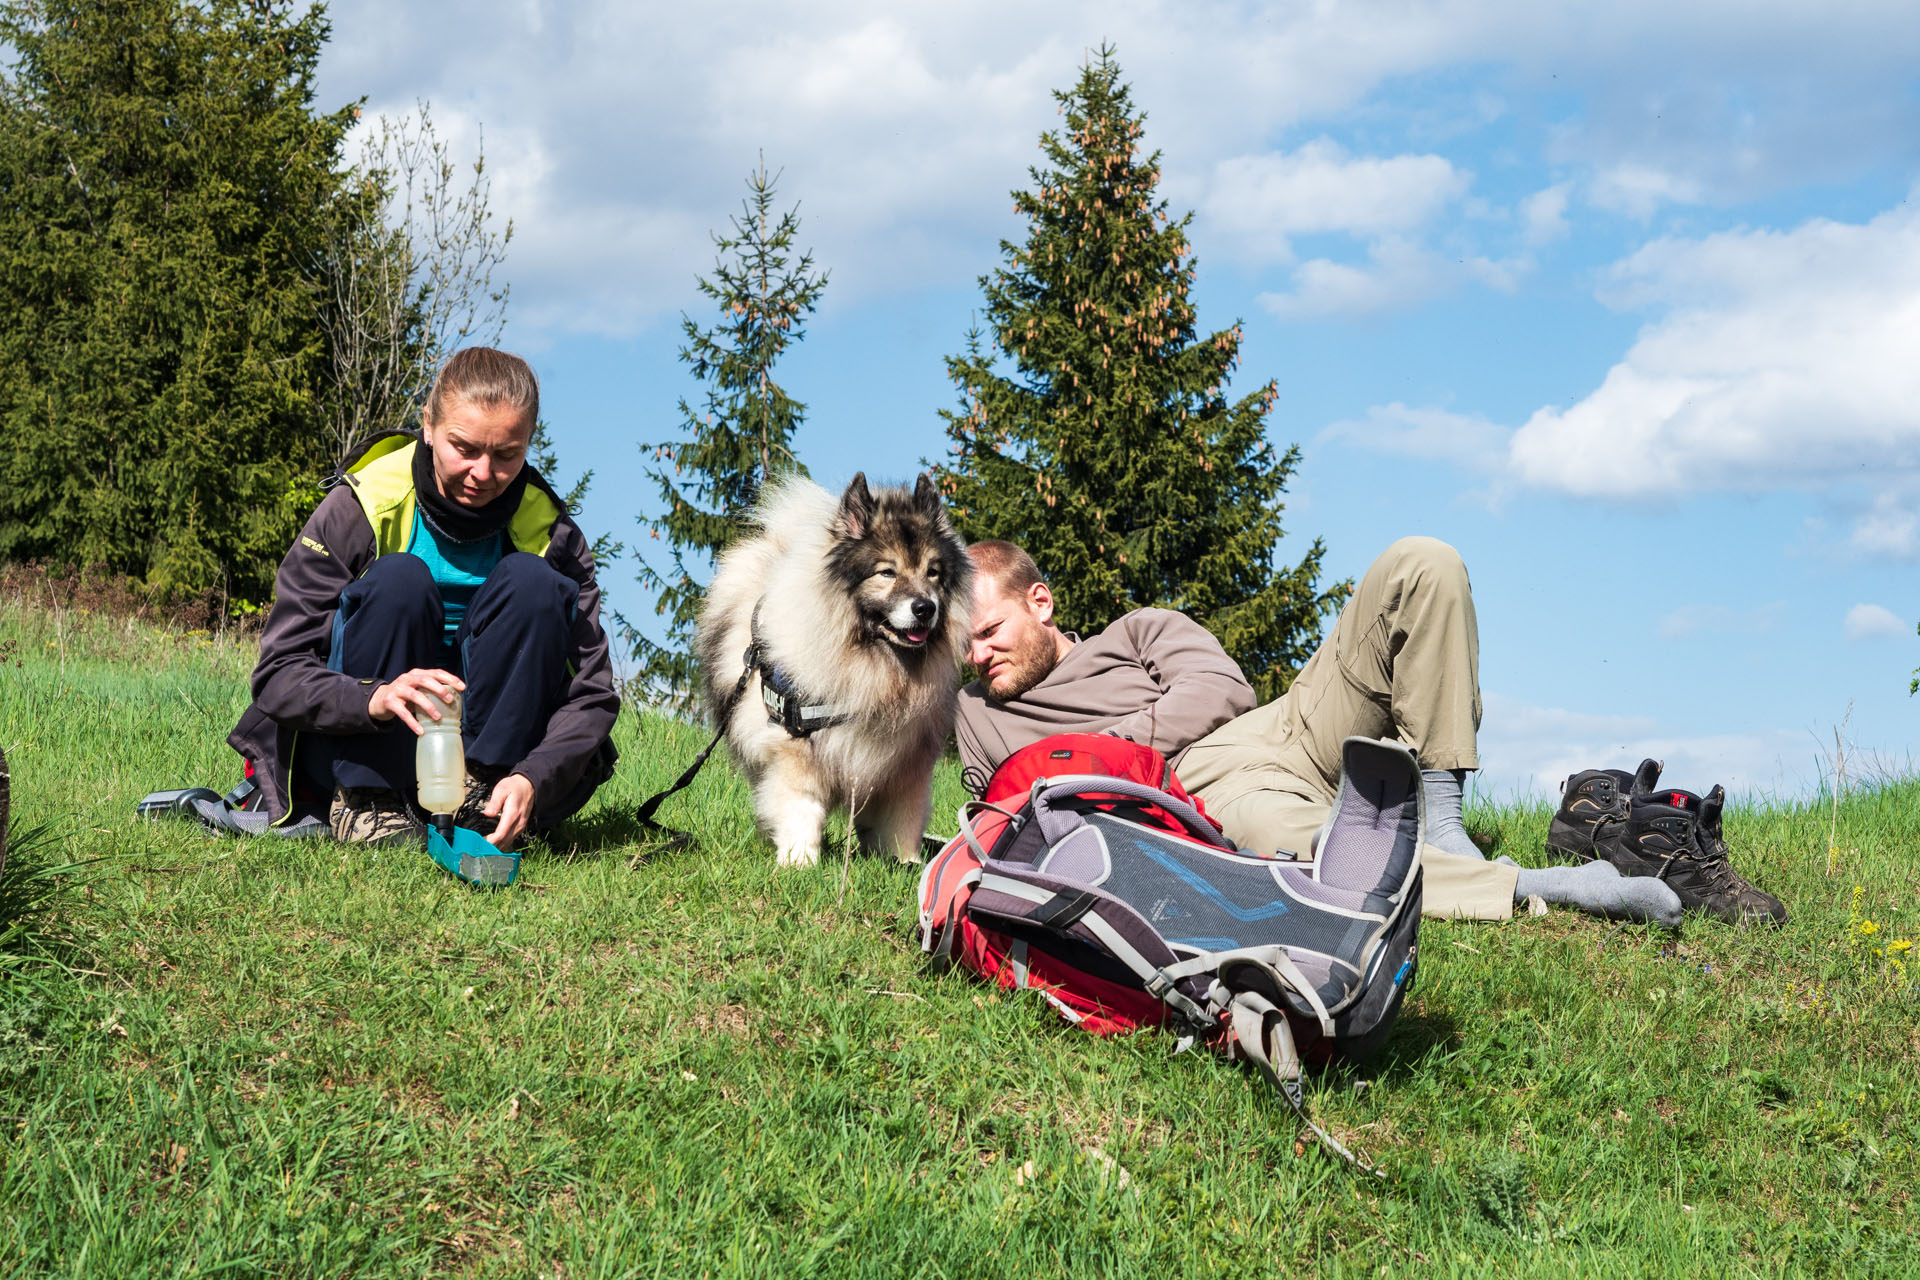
[227,348,619,850]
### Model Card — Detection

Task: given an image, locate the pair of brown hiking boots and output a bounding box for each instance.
[1547,759,1788,927]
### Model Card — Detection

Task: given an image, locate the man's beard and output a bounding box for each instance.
[986,629,1060,701]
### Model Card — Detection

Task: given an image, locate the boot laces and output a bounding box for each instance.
[1680,824,1744,891]
[1638,816,1717,885]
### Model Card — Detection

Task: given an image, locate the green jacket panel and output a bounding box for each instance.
[344,440,559,559]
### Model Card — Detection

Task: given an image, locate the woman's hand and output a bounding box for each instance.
[484,774,535,849]
[367,668,466,735]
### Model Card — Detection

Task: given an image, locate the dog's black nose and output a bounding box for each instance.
[910,598,936,624]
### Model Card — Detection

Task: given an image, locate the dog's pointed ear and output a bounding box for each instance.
[837,472,873,539]
[912,473,942,517]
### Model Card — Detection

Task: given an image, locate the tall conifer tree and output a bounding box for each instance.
[632,162,828,706]
[0,0,355,601]
[935,48,1345,699]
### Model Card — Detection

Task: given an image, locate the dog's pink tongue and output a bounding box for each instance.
[906,627,930,644]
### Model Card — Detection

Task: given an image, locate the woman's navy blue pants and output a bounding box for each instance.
[303,552,593,827]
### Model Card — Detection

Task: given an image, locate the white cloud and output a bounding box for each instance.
[327,5,1073,336]
[1200,140,1469,264]
[1506,193,1920,507]
[1316,402,1509,470]
[1586,163,1704,219]
[1657,602,1787,640]
[1259,237,1525,319]
[1518,182,1570,244]
[1843,602,1907,641]
[1474,692,1806,802]
[1550,63,1920,217]
[1847,490,1920,558]
[308,0,1920,338]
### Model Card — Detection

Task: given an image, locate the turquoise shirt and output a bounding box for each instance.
[406,512,505,644]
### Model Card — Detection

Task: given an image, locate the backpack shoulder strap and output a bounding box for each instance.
[1161,946,1335,1036]
[1028,774,1231,848]
[973,869,1216,1032]
[1227,990,1384,1178]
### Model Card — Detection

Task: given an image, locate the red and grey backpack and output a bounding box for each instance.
[918,732,1425,1172]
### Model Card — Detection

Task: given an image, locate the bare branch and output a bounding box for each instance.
[309,101,514,461]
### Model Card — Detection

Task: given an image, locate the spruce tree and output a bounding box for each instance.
[531,418,620,566]
[631,162,828,707]
[934,47,1346,700]
[0,0,357,603]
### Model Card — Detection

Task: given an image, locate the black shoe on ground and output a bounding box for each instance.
[1696,785,1789,926]
[1546,758,1662,861]
[1622,786,1789,927]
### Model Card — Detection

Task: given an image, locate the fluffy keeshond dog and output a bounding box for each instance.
[697,472,972,867]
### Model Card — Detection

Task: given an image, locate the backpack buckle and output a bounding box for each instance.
[1147,970,1215,1034]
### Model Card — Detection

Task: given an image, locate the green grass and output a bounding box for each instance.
[0,598,1916,1277]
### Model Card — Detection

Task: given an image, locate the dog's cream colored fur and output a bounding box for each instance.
[698,477,969,867]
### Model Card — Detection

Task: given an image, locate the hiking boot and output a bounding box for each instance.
[1622,787,1789,927]
[1546,758,1662,861]
[455,773,499,838]
[1696,785,1789,926]
[329,787,424,847]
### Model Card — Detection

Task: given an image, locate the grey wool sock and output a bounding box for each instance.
[1498,856,1682,928]
[1420,768,1485,860]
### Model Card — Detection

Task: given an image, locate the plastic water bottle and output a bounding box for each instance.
[415,690,465,817]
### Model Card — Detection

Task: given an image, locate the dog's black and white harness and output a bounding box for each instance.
[633,601,853,844]
[748,605,851,738]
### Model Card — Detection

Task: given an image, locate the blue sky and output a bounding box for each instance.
[315,1,1920,801]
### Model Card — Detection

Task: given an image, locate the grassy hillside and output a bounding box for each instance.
[0,599,1915,1277]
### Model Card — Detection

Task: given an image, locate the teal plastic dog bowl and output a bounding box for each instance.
[427,821,520,888]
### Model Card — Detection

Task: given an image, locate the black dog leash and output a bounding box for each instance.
[634,649,757,847]
[634,603,856,848]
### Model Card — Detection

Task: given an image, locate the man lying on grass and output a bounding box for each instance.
[227,347,619,851]
[956,537,1691,926]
